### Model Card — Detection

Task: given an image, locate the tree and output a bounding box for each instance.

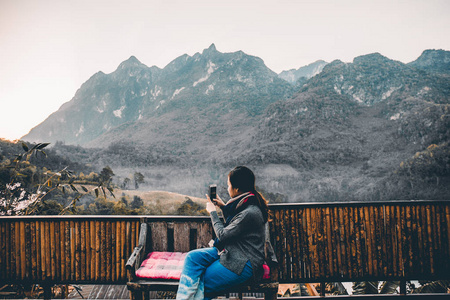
[133,172,144,189]
[130,195,144,209]
[0,141,115,216]
[100,166,115,183]
[122,177,131,190]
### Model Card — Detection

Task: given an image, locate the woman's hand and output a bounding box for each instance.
[212,195,225,208]
[206,194,216,213]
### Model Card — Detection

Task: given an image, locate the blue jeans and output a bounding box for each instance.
[176,247,253,300]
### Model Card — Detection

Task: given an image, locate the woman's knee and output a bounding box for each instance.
[184,247,218,265]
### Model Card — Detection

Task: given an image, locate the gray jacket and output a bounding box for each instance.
[210,204,265,280]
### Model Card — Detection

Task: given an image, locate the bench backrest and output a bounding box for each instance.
[142,217,213,253]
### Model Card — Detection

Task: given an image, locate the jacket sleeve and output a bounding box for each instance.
[210,209,253,244]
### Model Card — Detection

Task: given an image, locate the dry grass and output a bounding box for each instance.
[115,189,206,207]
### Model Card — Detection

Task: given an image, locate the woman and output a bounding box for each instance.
[176,166,269,300]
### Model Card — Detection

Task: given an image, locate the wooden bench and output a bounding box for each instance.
[126,218,279,300]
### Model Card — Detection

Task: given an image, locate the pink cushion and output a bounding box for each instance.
[262,263,270,280]
[136,252,187,280]
[136,251,271,280]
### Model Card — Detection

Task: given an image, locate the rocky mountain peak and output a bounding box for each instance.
[408,49,450,75]
[202,43,217,55]
[353,52,395,65]
[278,60,328,84]
[117,55,146,70]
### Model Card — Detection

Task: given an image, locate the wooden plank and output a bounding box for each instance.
[20,221,26,280]
[101,221,106,281]
[296,208,307,281]
[131,221,137,252]
[363,206,373,276]
[436,203,445,274]
[75,221,81,281]
[65,221,71,281]
[111,220,116,281]
[106,221,112,281]
[6,221,12,280]
[85,220,90,281]
[354,206,362,278]
[120,221,131,278]
[441,204,450,275]
[397,205,404,276]
[373,205,383,276]
[292,208,300,280]
[50,221,56,280]
[197,221,212,248]
[95,221,101,281]
[298,208,307,279]
[415,205,424,276]
[333,206,342,278]
[14,221,19,279]
[445,204,450,274]
[338,206,348,278]
[384,205,392,277]
[91,220,96,281]
[286,209,293,280]
[150,222,168,252]
[317,207,325,279]
[413,205,421,277]
[88,284,109,299]
[349,206,357,279]
[39,221,46,280]
[25,221,32,279]
[115,221,121,281]
[80,221,86,281]
[344,206,352,279]
[0,222,4,280]
[305,207,314,279]
[60,221,65,281]
[70,221,76,280]
[370,205,378,276]
[55,220,61,280]
[173,222,191,252]
[426,205,434,275]
[280,208,288,280]
[30,221,37,280]
[431,204,438,275]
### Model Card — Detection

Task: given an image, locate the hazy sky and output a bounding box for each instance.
[1,0,449,141]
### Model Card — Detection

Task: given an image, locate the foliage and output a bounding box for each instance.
[176,197,208,216]
[133,172,145,189]
[0,141,114,216]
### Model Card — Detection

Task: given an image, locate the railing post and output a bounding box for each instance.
[320,282,325,297]
[42,284,52,300]
[400,280,407,295]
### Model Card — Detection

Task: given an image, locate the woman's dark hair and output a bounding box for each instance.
[228,166,269,222]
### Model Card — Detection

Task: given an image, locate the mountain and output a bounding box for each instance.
[235,52,450,201]
[300,53,450,106]
[22,47,450,202]
[408,49,450,75]
[23,44,294,150]
[278,60,328,84]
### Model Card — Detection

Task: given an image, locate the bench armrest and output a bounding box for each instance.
[126,245,145,281]
[126,223,149,281]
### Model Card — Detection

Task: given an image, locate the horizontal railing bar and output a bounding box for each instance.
[269,199,450,208]
[0,215,211,221]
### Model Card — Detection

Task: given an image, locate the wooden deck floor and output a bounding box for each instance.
[67,285,263,300]
[68,285,130,299]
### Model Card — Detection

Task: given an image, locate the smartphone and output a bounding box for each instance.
[209,184,217,201]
